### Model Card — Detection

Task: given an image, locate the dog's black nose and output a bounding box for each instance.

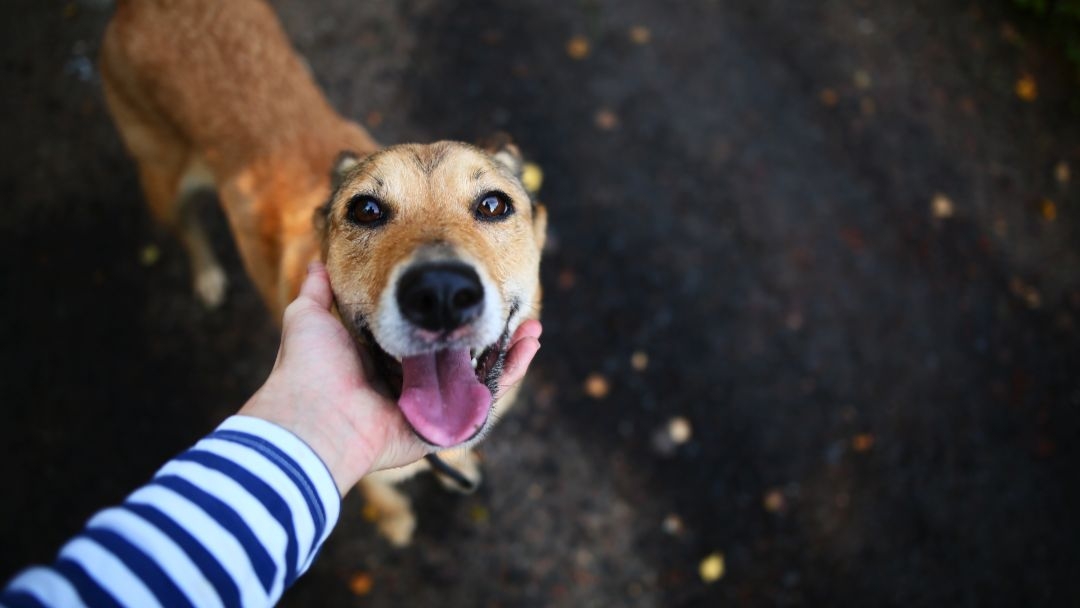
[397,263,484,332]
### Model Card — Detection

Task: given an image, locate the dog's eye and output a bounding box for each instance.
[475,192,513,221]
[347,196,386,226]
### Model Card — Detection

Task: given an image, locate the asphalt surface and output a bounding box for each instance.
[2,0,1079,606]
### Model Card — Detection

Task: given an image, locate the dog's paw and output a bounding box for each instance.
[434,450,483,494]
[376,511,416,547]
[193,266,228,309]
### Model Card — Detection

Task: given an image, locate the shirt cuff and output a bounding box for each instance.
[213,416,341,543]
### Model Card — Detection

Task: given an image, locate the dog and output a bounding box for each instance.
[100,0,546,546]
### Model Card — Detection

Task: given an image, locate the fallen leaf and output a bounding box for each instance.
[630,350,649,371]
[763,489,786,513]
[348,572,374,596]
[993,217,1008,237]
[469,504,490,524]
[557,268,576,290]
[785,309,804,331]
[1054,161,1070,185]
[584,373,610,399]
[139,244,161,267]
[699,552,725,583]
[1040,199,1057,221]
[931,193,955,219]
[1035,437,1056,458]
[819,88,839,107]
[521,162,544,194]
[852,433,875,452]
[1000,22,1021,45]
[629,25,652,45]
[839,226,866,252]
[853,69,872,90]
[662,513,684,535]
[1015,74,1038,102]
[1009,276,1042,309]
[594,108,619,131]
[667,416,692,445]
[566,36,590,60]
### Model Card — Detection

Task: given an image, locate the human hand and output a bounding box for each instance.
[239,262,542,495]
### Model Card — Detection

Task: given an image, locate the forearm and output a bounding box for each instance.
[1,416,341,608]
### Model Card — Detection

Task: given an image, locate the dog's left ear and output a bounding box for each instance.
[480,132,524,180]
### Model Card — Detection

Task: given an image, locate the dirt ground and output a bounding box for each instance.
[2,0,1079,606]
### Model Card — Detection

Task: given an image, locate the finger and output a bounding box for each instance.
[497,336,540,396]
[509,319,543,347]
[297,262,334,310]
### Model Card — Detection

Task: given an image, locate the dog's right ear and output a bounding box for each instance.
[315,151,361,241]
[330,151,361,192]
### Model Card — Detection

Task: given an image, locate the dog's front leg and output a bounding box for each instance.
[358,474,416,547]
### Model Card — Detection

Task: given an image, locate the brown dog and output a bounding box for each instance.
[101,0,545,546]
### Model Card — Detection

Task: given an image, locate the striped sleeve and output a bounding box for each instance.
[1,415,342,608]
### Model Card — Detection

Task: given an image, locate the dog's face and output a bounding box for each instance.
[320,141,546,448]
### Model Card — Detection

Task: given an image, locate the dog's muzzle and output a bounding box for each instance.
[396,262,484,334]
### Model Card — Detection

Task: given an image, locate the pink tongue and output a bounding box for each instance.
[398,348,492,447]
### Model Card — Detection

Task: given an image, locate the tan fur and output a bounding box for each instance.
[323,142,546,334]
[102,0,545,546]
[101,0,377,311]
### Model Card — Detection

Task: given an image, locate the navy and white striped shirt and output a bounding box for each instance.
[0,416,342,608]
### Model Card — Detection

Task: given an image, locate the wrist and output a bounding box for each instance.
[239,388,379,496]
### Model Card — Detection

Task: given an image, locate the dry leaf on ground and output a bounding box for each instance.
[699,553,725,583]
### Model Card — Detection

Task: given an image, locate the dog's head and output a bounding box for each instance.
[318,140,546,448]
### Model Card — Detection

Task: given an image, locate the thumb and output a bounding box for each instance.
[297,262,334,310]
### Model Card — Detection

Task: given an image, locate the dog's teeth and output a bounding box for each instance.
[471,357,478,369]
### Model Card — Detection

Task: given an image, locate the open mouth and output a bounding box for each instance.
[359,314,514,448]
